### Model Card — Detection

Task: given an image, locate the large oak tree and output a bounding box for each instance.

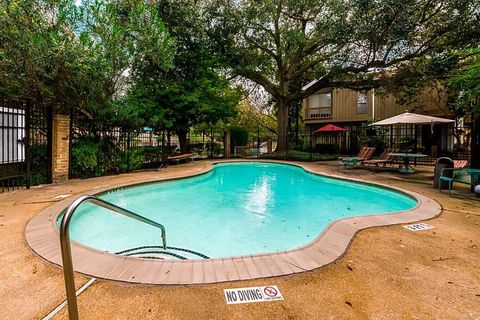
[205,0,480,151]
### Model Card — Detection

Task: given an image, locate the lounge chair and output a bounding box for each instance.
[364,148,399,167]
[338,147,376,168]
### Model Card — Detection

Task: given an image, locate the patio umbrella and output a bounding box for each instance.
[314,124,347,133]
[370,111,454,155]
[369,112,454,126]
[314,124,346,154]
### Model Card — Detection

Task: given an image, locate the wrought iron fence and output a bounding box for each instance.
[3,101,474,192]
[69,110,231,178]
[0,99,51,192]
[273,123,472,164]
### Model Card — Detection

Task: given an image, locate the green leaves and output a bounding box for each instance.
[0,0,174,127]
[448,48,480,114]
[126,0,242,139]
[205,0,479,151]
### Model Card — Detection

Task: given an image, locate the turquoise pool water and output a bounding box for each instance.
[63,162,417,258]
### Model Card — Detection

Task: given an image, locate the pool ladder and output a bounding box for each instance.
[59,195,167,320]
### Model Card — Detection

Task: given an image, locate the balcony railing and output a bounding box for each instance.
[305,107,332,120]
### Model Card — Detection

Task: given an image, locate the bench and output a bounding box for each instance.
[439,168,480,193]
[167,153,195,165]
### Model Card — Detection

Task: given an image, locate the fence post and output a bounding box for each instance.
[46,106,53,183]
[309,127,313,161]
[224,129,231,159]
[25,100,31,189]
[210,127,214,158]
[414,125,418,166]
[126,131,131,171]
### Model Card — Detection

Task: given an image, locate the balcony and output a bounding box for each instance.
[305,107,332,120]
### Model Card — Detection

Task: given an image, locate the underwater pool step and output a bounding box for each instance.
[115,245,210,260]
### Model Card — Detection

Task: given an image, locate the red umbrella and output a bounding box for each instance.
[315,124,346,133]
[314,124,346,155]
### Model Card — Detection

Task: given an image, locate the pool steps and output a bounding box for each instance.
[116,246,210,260]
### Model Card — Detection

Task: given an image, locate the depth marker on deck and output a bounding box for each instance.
[404,223,434,232]
[224,285,284,304]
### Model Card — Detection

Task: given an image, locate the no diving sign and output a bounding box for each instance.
[224,285,284,304]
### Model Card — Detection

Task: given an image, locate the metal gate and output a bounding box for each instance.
[0,99,51,192]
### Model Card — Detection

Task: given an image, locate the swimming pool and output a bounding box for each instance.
[61,162,417,259]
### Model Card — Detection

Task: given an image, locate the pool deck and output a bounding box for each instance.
[1,160,480,319]
[25,160,441,285]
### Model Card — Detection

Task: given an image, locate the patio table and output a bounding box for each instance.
[388,152,428,174]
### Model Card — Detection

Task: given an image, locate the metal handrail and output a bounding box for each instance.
[59,195,167,320]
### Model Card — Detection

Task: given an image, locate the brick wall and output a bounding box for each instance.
[51,114,70,183]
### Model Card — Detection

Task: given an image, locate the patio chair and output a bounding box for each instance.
[338,147,376,168]
[439,167,480,194]
[364,148,399,167]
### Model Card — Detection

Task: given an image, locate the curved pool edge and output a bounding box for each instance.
[25,160,441,285]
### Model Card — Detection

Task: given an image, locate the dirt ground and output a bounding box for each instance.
[0,160,479,320]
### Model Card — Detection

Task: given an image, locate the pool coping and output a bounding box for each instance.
[25,160,442,285]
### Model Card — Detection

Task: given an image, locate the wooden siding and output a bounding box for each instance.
[304,87,451,124]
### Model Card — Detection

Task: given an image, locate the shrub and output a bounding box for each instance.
[206,141,223,157]
[230,126,249,153]
[118,146,145,172]
[71,138,100,178]
[29,144,48,184]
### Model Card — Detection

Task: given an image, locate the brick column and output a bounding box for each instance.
[51,114,70,183]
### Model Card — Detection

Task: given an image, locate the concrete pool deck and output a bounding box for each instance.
[25,160,441,285]
[1,160,480,319]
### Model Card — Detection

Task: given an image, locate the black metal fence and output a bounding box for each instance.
[277,123,471,164]
[2,101,473,192]
[0,99,51,192]
[68,110,230,179]
[69,110,162,178]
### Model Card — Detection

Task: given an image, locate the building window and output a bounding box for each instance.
[357,91,368,114]
[308,92,332,119]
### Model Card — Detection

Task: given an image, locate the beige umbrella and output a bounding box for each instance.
[369,111,455,156]
[370,111,454,126]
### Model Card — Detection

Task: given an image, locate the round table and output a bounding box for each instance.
[388,153,428,174]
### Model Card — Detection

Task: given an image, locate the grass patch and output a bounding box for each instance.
[260,150,337,162]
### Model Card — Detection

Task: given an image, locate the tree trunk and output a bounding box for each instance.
[177,129,189,154]
[276,98,289,152]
